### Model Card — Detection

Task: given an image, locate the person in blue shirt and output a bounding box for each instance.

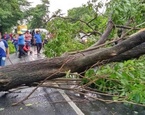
[34,30,42,55]
[17,31,26,58]
[0,33,9,66]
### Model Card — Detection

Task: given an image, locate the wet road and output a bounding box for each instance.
[0,47,145,115]
[1,47,84,115]
[0,87,80,115]
[6,47,45,65]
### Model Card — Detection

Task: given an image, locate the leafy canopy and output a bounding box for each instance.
[0,0,30,32]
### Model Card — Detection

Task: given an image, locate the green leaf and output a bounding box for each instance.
[133,93,140,103]
[85,69,96,77]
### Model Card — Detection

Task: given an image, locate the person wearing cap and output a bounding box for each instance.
[17,31,26,58]
[34,30,42,55]
[0,33,9,66]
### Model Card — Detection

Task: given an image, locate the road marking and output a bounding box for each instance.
[58,89,85,115]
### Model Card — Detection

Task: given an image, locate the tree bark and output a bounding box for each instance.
[0,30,145,91]
[90,19,114,47]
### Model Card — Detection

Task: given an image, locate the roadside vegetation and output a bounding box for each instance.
[8,41,15,54]
[43,0,145,106]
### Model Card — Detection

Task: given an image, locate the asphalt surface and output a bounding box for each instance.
[0,87,79,115]
[0,47,83,115]
[0,47,145,115]
[6,46,45,65]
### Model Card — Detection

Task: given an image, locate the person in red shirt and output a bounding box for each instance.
[9,33,13,41]
[3,32,10,41]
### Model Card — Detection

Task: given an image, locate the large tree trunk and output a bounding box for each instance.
[0,30,145,91]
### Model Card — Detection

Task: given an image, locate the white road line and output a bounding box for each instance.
[58,89,85,115]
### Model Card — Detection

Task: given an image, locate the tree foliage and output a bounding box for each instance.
[106,0,145,26]
[45,3,109,57]
[0,0,30,32]
[28,5,47,28]
[0,0,49,32]
[67,5,95,22]
[45,18,93,57]
[26,0,49,29]
[43,0,145,105]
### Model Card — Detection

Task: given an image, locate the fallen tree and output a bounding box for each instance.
[0,30,145,91]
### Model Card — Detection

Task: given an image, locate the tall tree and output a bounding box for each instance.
[27,0,50,29]
[106,0,145,27]
[0,0,30,33]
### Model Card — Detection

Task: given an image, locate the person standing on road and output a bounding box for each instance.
[25,30,32,47]
[3,32,10,41]
[34,30,42,55]
[30,30,35,46]
[0,33,9,66]
[42,33,48,47]
[12,34,19,54]
[17,31,26,58]
[25,30,32,54]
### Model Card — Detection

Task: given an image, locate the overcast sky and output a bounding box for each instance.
[28,0,89,15]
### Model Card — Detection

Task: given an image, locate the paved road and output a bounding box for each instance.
[1,47,85,115]
[6,46,45,65]
[0,87,82,115]
[0,47,145,115]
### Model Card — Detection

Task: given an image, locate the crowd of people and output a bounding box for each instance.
[0,29,48,67]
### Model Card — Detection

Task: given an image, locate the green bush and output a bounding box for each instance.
[8,41,15,54]
[82,56,145,104]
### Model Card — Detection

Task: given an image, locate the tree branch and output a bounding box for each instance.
[90,19,114,47]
